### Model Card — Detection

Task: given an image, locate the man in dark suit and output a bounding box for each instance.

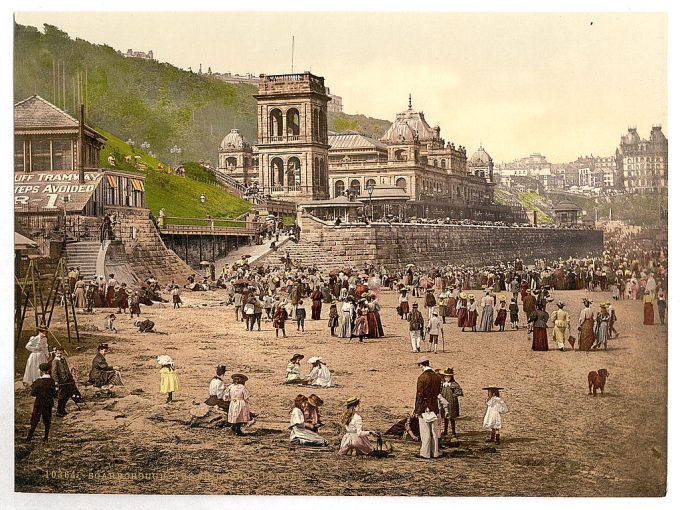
[27,363,56,442]
[51,346,81,417]
[414,357,442,459]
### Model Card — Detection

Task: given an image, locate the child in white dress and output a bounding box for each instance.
[482,385,508,445]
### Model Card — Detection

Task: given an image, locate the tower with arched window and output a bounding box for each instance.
[254,72,331,201]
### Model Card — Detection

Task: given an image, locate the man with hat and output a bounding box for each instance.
[51,346,82,417]
[23,326,50,385]
[522,289,537,333]
[414,357,442,459]
[205,365,230,411]
[27,363,56,442]
[407,303,425,353]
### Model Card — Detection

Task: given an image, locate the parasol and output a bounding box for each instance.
[200,261,211,266]
[419,276,434,289]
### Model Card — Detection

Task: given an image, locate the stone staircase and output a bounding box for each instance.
[255,239,339,273]
[65,241,101,279]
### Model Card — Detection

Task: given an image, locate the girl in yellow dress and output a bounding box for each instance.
[158,355,180,404]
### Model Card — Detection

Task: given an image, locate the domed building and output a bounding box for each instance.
[216,128,258,184]
[468,145,494,183]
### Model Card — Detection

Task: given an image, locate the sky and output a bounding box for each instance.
[13,11,667,163]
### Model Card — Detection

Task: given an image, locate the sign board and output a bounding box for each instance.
[14,171,103,211]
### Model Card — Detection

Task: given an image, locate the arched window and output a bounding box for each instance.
[312,110,319,141]
[366,178,377,188]
[396,177,407,190]
[394,149,405,161]
[287,157,301,189]
[441,159,447,169]
[226,157,237,169]
[269,109,283,138]
[286,108,300,136]
[350,179,361,195]
[270,158,284,186]
[319,110,327,142]
[313,157,320,189]
[433,159,438,168]
[335,180,346,198]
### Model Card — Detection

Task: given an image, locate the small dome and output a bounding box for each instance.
[382,121,417,144]
[470,145,492,165]
[380,100,437,143]
[220,128,248,150]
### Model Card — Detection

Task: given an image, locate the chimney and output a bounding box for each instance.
[79,103,85,184]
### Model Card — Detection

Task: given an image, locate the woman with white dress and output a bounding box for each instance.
[289,395,328,446]
[23,327,50,385]
[338,299,355,338]
[338,396,376,455]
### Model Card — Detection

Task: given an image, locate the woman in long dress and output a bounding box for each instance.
[310,287,323,320]
[289,395,327,446]
[593,303,610,350]
[23,328,49,385]
[73,278,87,309]
[338,397,376,455]
[528,303,550,351]
[88,343,123,388]
[479,291,495,332]
[338,299,354,338]
[643,291,655,325]
[456,293,468,328]
[578,299,596,350]
[550,301,570,351]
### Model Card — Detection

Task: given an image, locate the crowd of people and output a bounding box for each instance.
[21,224,666,462]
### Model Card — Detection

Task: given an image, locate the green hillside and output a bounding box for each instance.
[97,129,251,219]
[14,22,393,165]
[547,191,667,226]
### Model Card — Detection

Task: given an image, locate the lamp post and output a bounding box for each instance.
[366,183,375,222]
[171,145,182,166]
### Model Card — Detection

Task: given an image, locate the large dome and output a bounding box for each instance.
[382,120,418,144]
[470,145,492,165]
[380,100,438,143]
[220,128,248,150]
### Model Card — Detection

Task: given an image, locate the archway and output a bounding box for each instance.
[334,180,345,198]
[269,109,283,138]
[270,158,284,187]
[287,157,301,189]
[350,179,361,195]
[396,177,407,190]
[287,108,300,136]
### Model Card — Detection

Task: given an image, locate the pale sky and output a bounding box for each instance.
[14,11,668,163]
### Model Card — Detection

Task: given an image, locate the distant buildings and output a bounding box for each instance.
[615,126,668,193]
[119,49,155,60]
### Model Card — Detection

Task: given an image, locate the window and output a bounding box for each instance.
[287,157,301,188]
[52,139,73,170]
[334,180,345,198]
[269,109,283,137]
[31,140,51,171]
[14,140,25,172]
[396,177,407,190]
[286,108,300,136]
[350,179,361,195]
[366,178,377,188]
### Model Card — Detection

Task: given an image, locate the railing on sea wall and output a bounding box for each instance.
[159,216,260,236]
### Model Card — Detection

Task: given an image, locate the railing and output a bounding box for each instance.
[159,216,260,236]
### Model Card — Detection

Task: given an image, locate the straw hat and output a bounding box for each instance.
[308,356,322,364]
[308,394,324,407]
[459,292,467,299]
[157,354,174,366]
[345,396,361,407]
[498,294,507,302]
[438,368,454,377]
[231,373,248,383]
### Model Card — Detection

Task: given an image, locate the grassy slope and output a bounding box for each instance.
[98,129,251,219]
[547,191,667,226]
[14,22,393,165]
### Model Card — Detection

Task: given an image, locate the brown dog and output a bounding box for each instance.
[588,368,610,396]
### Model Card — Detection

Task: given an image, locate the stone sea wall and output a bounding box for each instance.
[299,214,604,271]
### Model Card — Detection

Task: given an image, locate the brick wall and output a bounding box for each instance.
[299,214,603,271]
[103,208,195,284]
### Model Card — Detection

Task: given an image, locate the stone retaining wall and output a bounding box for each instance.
[299,214,603,271]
